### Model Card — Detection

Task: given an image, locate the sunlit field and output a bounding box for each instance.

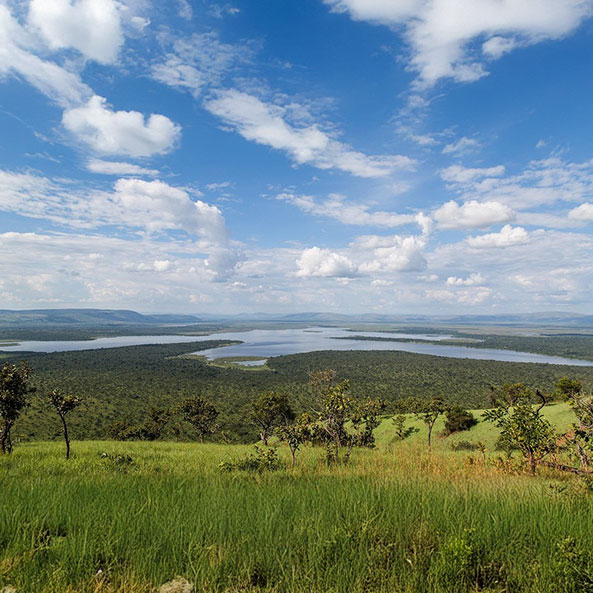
[2,410,592,593]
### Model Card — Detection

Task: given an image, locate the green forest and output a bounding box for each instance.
[6,339,593,443]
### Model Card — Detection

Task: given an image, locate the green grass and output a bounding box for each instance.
[374,401,576,451]
[2,410,593,593]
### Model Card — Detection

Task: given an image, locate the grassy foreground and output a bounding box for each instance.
[2,430,593,593]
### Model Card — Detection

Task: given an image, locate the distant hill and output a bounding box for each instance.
[1,308,593,327]
[0,309,202,326]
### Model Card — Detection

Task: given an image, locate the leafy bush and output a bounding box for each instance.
[444,407,478,435]
[99,452,137,472]
[219,446,282,473]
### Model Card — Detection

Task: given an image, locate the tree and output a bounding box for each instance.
[0,362,35,454]
[484,389,556,474]
[248,392,294,445]
[277,413,313,468]
[555,377,583,401]
[407,397,449,450]
[47,390,80,459]
[391,414,418,440]
[350,397,386,448]
[556,378,593,470]
[443,407,478,436]
[135,406,172,441]
[178,397,219,443]
[316,379,385,465]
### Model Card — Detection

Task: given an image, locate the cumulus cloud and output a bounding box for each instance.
[86,159,159,176]
[28,0,124,64]
[467,225,529,248]
[109,178,226,240]
[354,234,427,273]
[0,170,226,242]
[205,90,415,177]
[446,272,485,286]
[0,5,90,108]
[569,203,593,221]
[296,247,358,278]
[63,95,181,157]
[433,200,515,230]
[323,0,593,86]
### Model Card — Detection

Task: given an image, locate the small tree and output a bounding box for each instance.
[408,397,449,450]
[391,414,418,440]
[47,390,80,459]
[0,362,35,454]
[178,397,219,443]
[555,377,583,401]
[316,380,384,465]
[556,378,593,470]
[277,413,313,468]
[248,392,294,445]
[484,389,556,474]
[350,397,386,448]
[137,406,172,441]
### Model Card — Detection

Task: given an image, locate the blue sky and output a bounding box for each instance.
[1,0,593,314]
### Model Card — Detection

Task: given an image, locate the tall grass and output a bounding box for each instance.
[1,439,593,593]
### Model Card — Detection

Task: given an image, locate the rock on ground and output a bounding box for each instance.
[158,578,194,593]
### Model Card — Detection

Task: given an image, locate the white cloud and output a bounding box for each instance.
[110,178,227,240]
[86,159,159,176]
[434,200,515,230]
[440,164,505,183]
[296,247,358,278]
[467,224,529,248]
[323,0,593,86]
[446,272,485,286]
[205,90,415,177]
[443,158,593,211]
[28,0,124,64]
[277,192,423,229]
[151,32,252,98]
[354,234,427,273]
[442,137,481,155]
[0,5,91,108]
[0,170,226,242]
[62,95,181,157]
[482,36,518,58]
[569,203,593,221]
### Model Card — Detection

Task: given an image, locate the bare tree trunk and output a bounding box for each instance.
[427,422,434,451]
[60,414,70,460]
[0,420,12,455]
[528,452,536,475]
[199,433,204,444]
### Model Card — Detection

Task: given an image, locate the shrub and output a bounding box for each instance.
[444,407,478,436]
[219,446,282,473]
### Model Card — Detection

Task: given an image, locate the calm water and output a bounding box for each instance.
[2,326,593,367]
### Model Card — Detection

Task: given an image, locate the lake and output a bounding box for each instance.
[2,326,593,367]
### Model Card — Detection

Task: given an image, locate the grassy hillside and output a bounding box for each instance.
[2,432,593,593]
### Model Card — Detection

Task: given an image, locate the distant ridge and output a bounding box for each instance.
[0,308,593,327]
[0,309,201,326]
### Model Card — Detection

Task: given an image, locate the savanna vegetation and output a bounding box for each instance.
[4,335,593,592]
[4,341,593,443]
